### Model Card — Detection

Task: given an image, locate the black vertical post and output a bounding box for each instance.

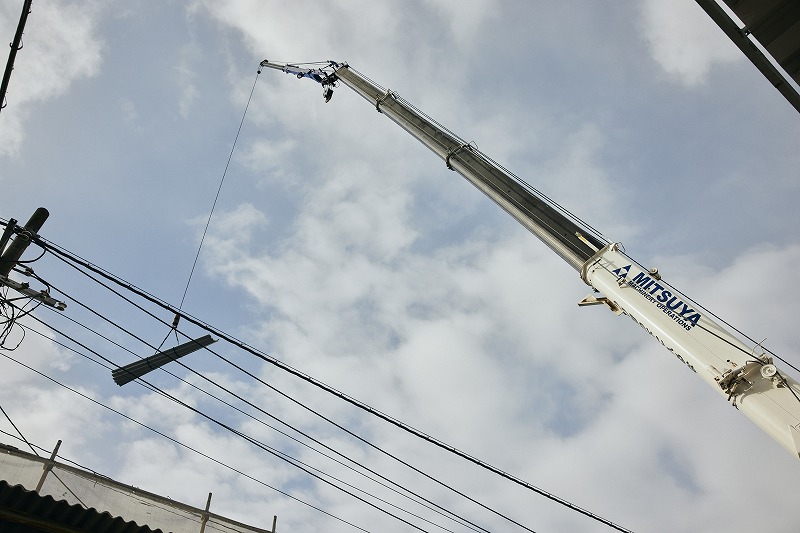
[0,207,48,276]
[0,0,33,111]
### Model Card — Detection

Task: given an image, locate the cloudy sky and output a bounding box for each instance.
[1,1,799,532]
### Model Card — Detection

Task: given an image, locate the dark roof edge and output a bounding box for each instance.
[0,442,271,533]
[695,0,800,114]
[0,479,163,533]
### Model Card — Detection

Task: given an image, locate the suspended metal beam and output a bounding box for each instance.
[112,334,217,386]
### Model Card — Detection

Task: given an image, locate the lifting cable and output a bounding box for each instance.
[148,68,260,357]
[176,68,261,314]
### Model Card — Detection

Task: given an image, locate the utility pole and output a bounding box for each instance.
[0,207,66,310]
[0,207,48,277]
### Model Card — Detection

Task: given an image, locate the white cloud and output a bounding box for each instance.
[639,0,741,86]
[119,98,138,123]
[0,316,73,384]
[197,184,800,530]
[175,41,202,118]
[2,2,799,532]
[420,0,496,47]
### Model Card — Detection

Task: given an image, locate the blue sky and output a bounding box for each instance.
[1,2,800,532]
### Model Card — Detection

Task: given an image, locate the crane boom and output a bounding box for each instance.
[259,59,800,459]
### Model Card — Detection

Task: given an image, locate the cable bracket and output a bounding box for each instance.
[0,274,66,310]
[445,143,472,170]
[375,89,396,112]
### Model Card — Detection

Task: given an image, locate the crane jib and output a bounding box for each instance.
[332,65,605,271]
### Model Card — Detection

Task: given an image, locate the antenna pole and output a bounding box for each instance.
[0,0,33,112]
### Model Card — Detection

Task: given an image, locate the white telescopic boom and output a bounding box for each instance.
[260,59,800,458]
[582,244,800,457]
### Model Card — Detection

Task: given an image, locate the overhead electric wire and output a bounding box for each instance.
[31,233,633,533]
[29,240,538,532]
[26,254,495,531]
[0,350,371,533]
[17,314,450,533]
[0,382,87,508]
[14,320,427,532]
[0,403,36,457]
[16,292,471,533]
[26,252,499,532]
[18,234,598,532]
[31,287,488,533]
[0,281,44,350]
[32,263,504,532]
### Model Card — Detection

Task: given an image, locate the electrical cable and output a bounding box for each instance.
[0,403,37,457]
[32,232,633,533]
[37,252,538,533]
[4,221,623,532]
[33,266,499,532]
[0,429,103,476]
[25,262,491,532]
[6,293,427,527]
[17,319,431,531]
[16,315,449,533]
[31,291,488,533]
[0,399,88,508]
[26,249,561,533]
[19,309,455,533]
[1,286,43,350]
[0,351,371,533]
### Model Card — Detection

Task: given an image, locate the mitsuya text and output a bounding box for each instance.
[611,264,701,331]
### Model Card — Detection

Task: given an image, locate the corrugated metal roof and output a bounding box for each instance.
[0,480,163,533]
[0,443,274,533]
[696,0,800,113]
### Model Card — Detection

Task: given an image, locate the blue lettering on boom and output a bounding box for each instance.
[619,267,700,329]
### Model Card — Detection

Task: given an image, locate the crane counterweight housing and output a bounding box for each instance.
[259,58,800,459]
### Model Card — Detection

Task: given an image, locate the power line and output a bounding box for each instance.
[31,290,488,533]
[0,403,36,456]
[0,428,101,475]
[0,218,627,532]
[16,314,459,533]
[34,266,512,533]
[38,246,546,532]
[31,232,633,533]
[25,256,496,532]
[0,350,375,533]
[0,391,87,508]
